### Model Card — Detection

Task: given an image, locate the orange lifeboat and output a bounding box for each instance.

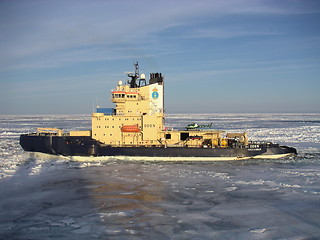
[121,125,140,132]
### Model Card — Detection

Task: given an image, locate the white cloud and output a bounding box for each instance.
[181,28,280,39]
[1,0,319,71]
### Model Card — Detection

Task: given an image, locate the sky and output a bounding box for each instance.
[1,0,320,114]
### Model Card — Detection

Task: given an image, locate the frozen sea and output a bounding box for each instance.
[0,113,320,240]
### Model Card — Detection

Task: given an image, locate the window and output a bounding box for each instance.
[165,134,171,139]
[180,132,189,141]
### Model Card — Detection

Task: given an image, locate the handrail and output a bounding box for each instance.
[36,128,63,136]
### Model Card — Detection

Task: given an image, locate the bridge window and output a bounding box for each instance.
[113,93,125,98]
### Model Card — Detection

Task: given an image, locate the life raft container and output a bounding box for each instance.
[121,125,141,132]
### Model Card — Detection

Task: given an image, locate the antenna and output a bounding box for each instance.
[134,61,139,78]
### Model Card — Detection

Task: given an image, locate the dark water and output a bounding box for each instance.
[0,114,319,239]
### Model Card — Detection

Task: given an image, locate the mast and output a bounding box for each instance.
[128,62,139,88]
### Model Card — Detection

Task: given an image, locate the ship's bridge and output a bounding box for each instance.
[91,63,165,146]
[111,90,140,103]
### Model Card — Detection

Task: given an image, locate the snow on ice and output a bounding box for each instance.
[0,114,320,239]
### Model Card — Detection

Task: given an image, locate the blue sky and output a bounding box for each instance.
[1,0,320,114]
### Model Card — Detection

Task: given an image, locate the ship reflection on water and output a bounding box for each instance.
[89,166,168,233]
[0,160,172,239]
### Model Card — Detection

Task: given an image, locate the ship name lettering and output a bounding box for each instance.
[144,124,156,128]
[248,148,262,151]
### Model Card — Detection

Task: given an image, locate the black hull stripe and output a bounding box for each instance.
[20,135,297,158]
